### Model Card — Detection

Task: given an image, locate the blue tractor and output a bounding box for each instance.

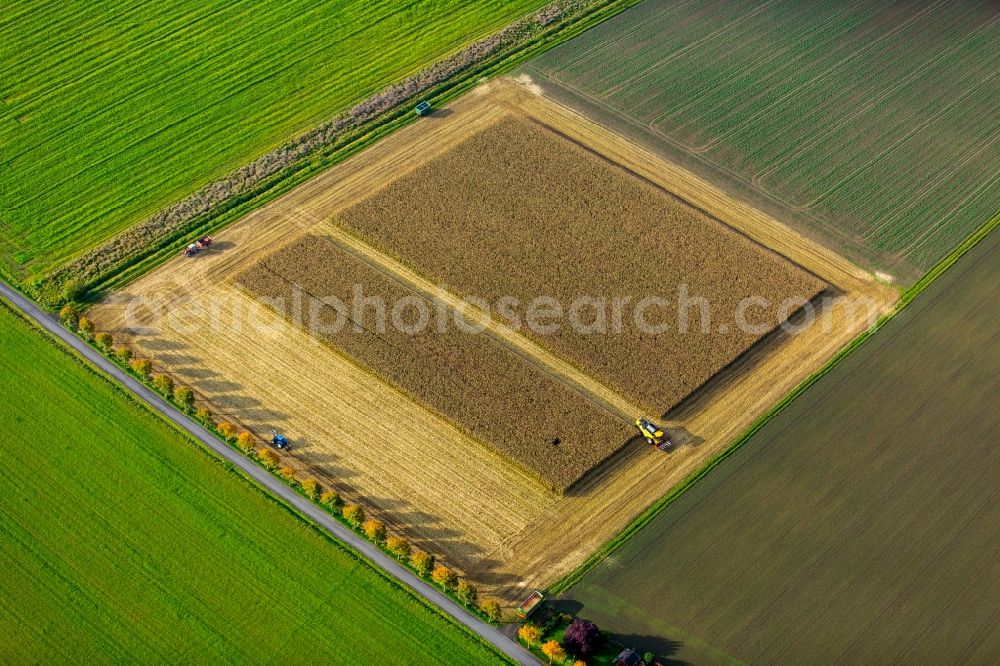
[270,429,289,450]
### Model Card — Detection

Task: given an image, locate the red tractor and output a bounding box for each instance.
[183,235,213,257]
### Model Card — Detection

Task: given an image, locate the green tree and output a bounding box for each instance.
[61,278,84,303]
[342,504,365,527]
[113,345,132,364]
[77,317,95,341]
[173,385,195,412]
[320,489,342,511]
[58,305,79,329]
[456,579,477,606]
[94,332,113,352]
[152,374,174,396]
[194,406,212,423]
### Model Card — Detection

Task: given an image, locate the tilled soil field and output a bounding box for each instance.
[336,115,827,412]
[236,234,633,490]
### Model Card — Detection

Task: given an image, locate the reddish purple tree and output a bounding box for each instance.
[564,618,601,658]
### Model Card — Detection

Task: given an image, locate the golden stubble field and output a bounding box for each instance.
[88,78,898,602]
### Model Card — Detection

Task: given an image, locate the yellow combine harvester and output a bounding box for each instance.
[636,416,671,451]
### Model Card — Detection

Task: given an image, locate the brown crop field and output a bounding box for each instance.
[336,115,826,413]
[236,233,632,491]
[87,79,897,601]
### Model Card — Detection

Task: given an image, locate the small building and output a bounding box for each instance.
[614,647,642,666]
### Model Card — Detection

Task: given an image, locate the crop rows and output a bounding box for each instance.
[236,234,632,491]
[0,0,544,280]
[526,0,1000,278]
[562,223,1000,663]
[336,115,825,412]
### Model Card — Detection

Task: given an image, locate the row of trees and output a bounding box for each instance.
[59,304,505,623]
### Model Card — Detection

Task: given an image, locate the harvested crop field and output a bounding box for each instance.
[525,0,1000,281]
[236,233,632,491]
[87,80,897,600]
[560,225,1000,664]
[336,115,826,413]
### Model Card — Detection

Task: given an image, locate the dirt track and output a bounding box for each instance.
[88,78,898,601]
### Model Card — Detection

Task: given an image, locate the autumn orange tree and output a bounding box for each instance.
[480,597,502,623]
[301,478,320,500]
[386,535,411,560]
[130,358,152,380]
[432,564,458,591]
[410,550,434,577]
[362,518,386,542]
[541,640,566,664]
[234,431,254,455]
[278,466,296,483]
[58,304,79,329]
[518,625,541,648]
[258,448,279,470]
[216,422,237,441]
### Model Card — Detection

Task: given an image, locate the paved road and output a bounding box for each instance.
[0,280,535,666]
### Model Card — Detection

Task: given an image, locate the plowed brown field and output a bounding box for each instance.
[87,78,897,601]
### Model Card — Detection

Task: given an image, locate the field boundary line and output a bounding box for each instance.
[0,279,534,666]
[549,210,1000,595]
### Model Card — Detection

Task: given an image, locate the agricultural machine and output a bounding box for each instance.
[636,416,672,452]
[182,235,213,257]
[270,429,289,450]
[414,100,432,116]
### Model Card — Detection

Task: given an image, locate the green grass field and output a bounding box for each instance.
[526,0,1000,281]
[0,301,505,664]
[559,226,1000,663]
[0,0,544,281]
